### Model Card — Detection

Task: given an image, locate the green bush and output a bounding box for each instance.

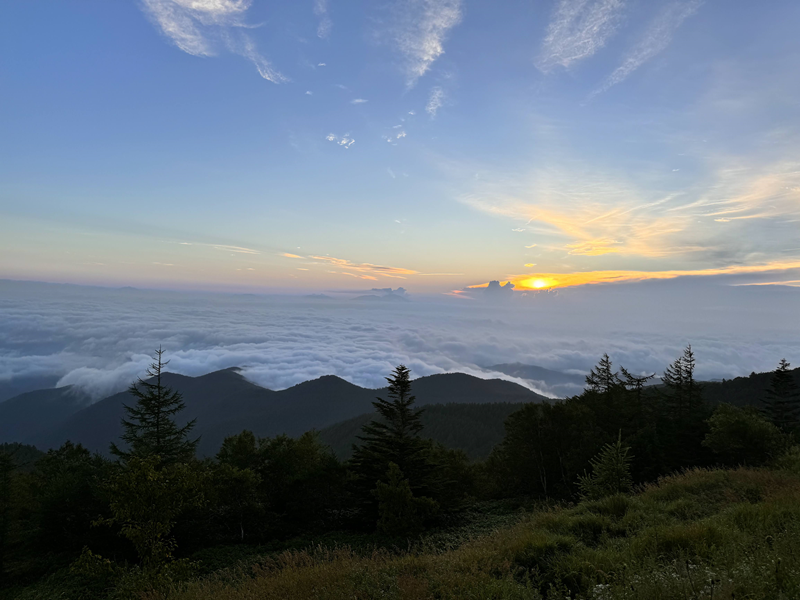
[703,404,788,466]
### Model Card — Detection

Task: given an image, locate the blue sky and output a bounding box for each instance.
[1,0,799,295]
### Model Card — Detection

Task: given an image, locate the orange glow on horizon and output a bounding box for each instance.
[492,260,800,291]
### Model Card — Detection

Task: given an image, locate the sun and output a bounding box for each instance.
[532,279,548,289]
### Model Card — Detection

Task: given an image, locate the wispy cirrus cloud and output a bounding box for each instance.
[178,241,261,255]
[314,0,332,39]
[460,153,800,267]
[388,0,463,86]
[310,255,418,278]
[536,0,626,73]
[140,0,286,83]
[426,86,445,117]
[590,0,702,97]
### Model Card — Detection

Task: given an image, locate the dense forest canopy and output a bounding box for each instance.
[2,348,800,599]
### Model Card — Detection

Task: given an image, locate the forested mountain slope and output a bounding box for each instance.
[6,369,545,455]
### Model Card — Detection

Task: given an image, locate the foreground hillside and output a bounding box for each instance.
[93,466,800,600]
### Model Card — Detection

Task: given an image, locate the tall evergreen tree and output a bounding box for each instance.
[659,344,709,470]
[619,367,655,404]
[110,348,198,464]
[661,345,703,421]
[762,359,800,433]
[682,344,703,408]
[350,366,435,517]
[662,355,686,418]
[585,353,618,394]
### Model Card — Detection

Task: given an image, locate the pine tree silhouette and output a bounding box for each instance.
[350,365,435,518]
[762,359,800,433]
[110,348,198,464]
[585,353,618,394]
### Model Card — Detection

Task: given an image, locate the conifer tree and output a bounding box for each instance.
[577,432,633,500]
[585,353,618,394]
[619,367,655,404]
[350,365,435,515]
[110,348,198,464]
[662,355,686,418]
[762,359,800,433]
[661,345,703,421]
[682,344,703,408]
[659,344,709,470]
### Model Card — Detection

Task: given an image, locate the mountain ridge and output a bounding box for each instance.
[3,369,548,456]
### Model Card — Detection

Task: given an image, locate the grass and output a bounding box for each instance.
[13,467,800,599]
[146,467,800,599]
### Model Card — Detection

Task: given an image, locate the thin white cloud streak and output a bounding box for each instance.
[590,0,701,97]
[536,0,626,73]
[350,98,368,104]
[426,86,444,117]
[389,0,463,86]
[314,0,332,39]
[140,0,286,83]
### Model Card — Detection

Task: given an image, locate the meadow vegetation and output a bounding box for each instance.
[2,347,799,599]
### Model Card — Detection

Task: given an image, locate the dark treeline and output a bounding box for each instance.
[1,346,798,597]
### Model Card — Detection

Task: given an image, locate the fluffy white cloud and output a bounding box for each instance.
[326,133,355,148]
[1,281,798,402]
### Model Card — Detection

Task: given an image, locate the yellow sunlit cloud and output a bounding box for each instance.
[733,280,800,287]
[310,255,418,277]
[505,260,800,290]
[460,159,800,265]
[280,253,304,258]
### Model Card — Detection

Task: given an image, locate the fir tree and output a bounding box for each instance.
[659,344,709,470]
[350,365,435,518]
[682,344,703,408]
[577,432,633,500]
[661,344,703,421]
[585,353,618,394]
[619,366,655,404]
[110,348,198,464]
[662,355,686,418]
[762,359,800,433]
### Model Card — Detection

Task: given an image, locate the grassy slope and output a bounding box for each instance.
[152,467,800,600]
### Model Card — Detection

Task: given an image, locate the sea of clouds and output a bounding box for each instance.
[1,279,798,402]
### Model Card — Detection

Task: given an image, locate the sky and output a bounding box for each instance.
[1,0,799,295]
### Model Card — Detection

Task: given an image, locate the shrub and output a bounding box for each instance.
[703,404,787,466]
